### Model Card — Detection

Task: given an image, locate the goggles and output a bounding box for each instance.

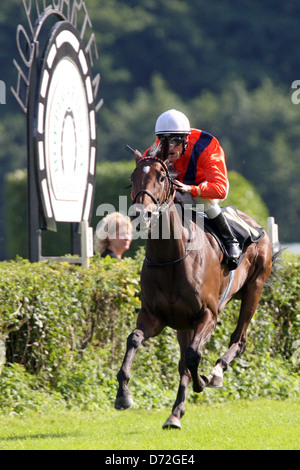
[158,135,186,146]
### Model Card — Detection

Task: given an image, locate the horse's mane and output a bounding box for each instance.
[148,142,161,157]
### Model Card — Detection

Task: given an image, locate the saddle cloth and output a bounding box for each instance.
[203,206,265,270]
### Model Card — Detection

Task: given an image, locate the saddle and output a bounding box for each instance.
[174,194,265,270]
[203,206,265,270]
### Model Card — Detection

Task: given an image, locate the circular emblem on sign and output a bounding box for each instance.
[35,21,96,224]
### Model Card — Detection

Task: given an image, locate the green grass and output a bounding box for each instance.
[0,399,299,450]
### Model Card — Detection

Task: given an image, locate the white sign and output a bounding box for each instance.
[36,21,96,222]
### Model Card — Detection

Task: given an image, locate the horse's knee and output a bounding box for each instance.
[127,329,144,349]
[185,346,200,370]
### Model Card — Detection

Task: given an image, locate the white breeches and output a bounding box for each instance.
[193,180,229,219]
[193,196,222,219]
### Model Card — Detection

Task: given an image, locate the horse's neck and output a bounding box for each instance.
[146,203,188,263]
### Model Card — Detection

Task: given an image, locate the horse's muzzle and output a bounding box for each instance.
[129,203,158,232]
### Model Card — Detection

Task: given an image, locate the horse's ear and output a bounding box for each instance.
[134,150,142,163]
[125,145,142,163]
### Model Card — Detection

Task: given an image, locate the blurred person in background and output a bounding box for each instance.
[95,212,133,259]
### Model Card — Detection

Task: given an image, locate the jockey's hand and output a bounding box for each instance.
[174,180,192,194]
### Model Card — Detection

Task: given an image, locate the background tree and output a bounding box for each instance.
[1,0,300,258]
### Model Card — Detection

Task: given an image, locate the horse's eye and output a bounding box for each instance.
[158,174,166,183]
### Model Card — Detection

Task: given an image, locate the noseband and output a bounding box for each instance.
[132,156,175,212]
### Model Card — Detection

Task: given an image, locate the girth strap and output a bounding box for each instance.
[218,270,235,311]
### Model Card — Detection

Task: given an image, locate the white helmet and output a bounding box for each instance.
[155,109,191,136]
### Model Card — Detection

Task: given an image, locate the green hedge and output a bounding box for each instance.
[4,162,269,259]
[0,251,299,414]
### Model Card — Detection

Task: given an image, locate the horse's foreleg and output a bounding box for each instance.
[115,309,164,410]
[114,328,144,410]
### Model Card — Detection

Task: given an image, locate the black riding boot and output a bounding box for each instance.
[212,212,242,261]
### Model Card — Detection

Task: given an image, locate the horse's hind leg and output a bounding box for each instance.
[186,308,217,393]
[114,309,163,410]
[207,275,267,387]
[163,309,217,429]
[163,331,192,429]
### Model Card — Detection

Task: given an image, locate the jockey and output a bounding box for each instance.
[145,109,242,262]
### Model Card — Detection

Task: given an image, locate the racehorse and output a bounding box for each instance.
[114,139,273,429]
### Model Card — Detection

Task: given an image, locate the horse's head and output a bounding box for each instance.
[130,139,175,230]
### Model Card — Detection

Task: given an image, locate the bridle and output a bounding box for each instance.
[132,156,175,213]
[131,156,192,267]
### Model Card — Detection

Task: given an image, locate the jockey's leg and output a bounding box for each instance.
[175,192,241,261]
[201,199,242,261]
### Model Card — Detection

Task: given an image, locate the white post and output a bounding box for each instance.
[81,221,94,268]
[267,216,279,254]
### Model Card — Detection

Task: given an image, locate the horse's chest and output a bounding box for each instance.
[144,280,201,325]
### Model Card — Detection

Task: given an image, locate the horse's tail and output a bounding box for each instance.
[266,242,284,286]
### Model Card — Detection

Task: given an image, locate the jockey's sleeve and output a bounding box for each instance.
[197,142,228,200]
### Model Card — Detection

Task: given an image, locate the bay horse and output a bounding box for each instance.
[114,140,273,429]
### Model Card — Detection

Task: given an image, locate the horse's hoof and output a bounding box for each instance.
[162,416,181,430]
[208,375,223,388]
[114,395,134,410]
[206,363,224,387]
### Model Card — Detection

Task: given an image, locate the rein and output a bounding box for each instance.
[132,156,192,267]
[145,247,192,268]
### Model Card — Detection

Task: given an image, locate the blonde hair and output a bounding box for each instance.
[94,212,132,254]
